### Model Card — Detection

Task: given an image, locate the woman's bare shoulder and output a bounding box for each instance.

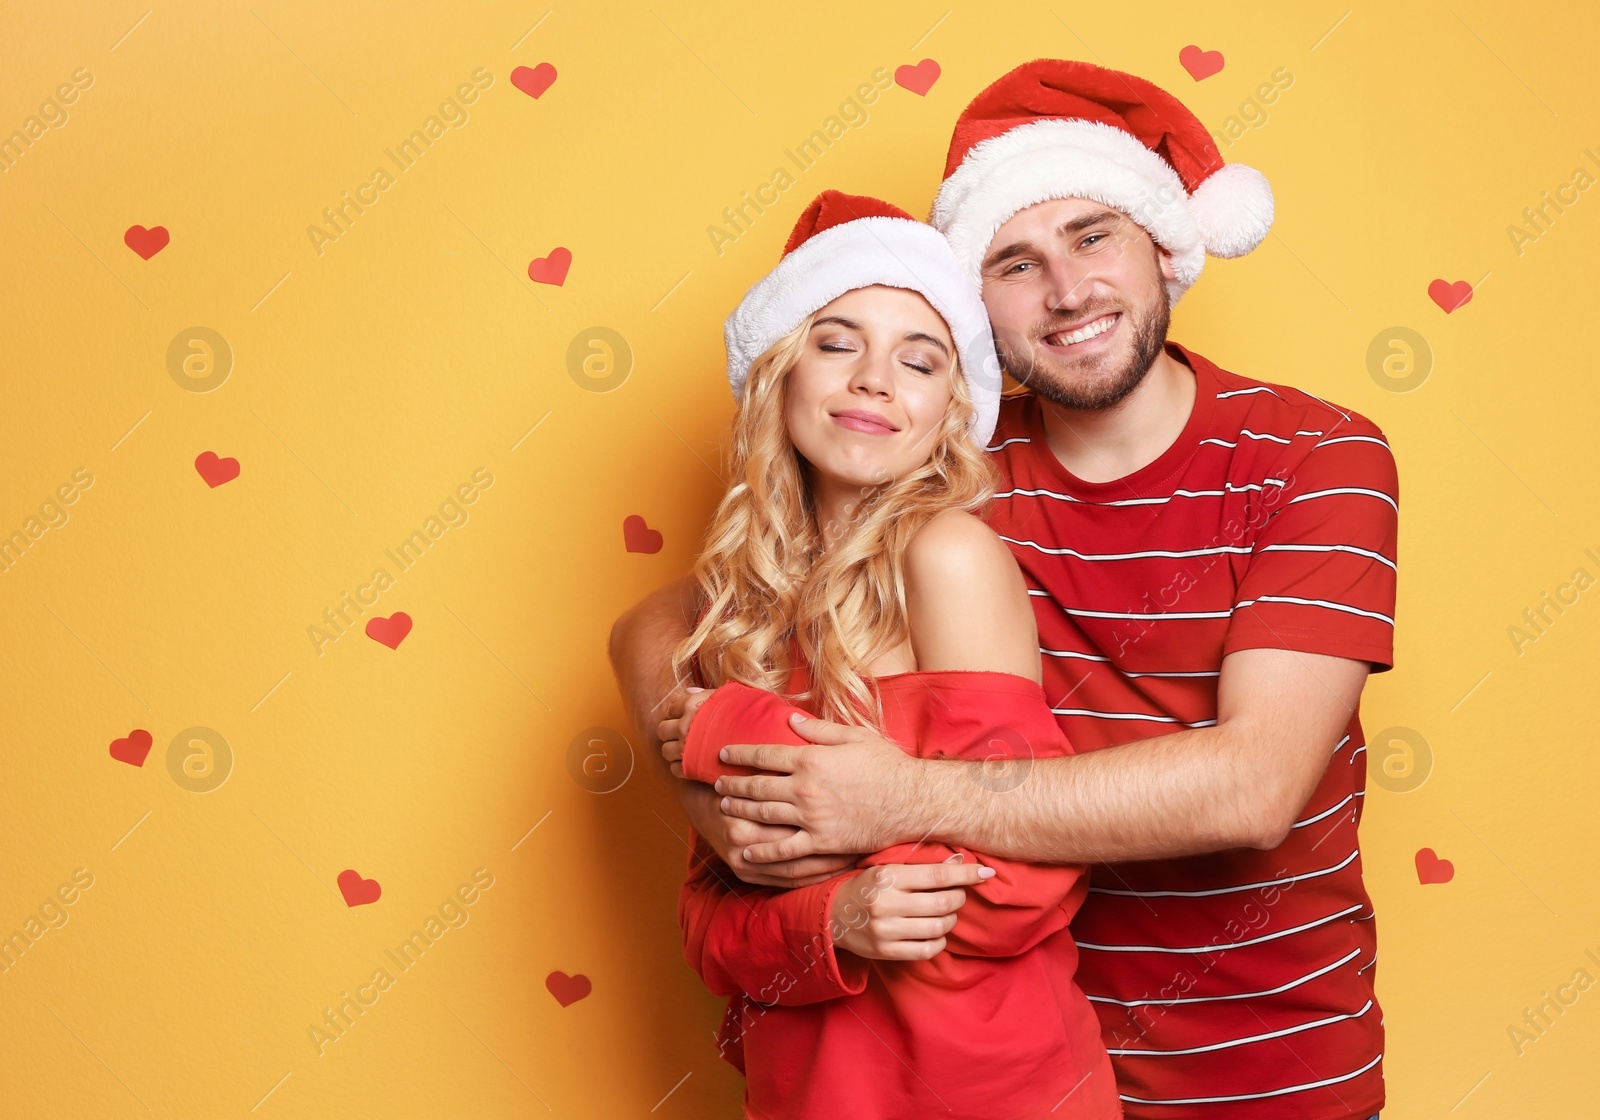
[903,509,1039,678]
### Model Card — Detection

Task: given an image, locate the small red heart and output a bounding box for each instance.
[545,970,591,1007]
[109,729,153,767]
[1179,45,1226,81]
[894,59,941,96]
[623,514,663,554]
[1415,847,1455,885]
[365,612,412,649]
[195,451,240,488]
[337,869,382,906]
[528,247,571,286]
[1428,278,1473,313]
[124,224,170,259]
[511,63,558,99]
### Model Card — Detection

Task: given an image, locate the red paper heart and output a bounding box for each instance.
[109,729,153,767]
[365,612,412,649]
[124,224,170,259]
[337,869,382,906]
[1178,45,1225,81]
[1428,278,1473,313]
[1415,847,1455,885]
[545,970,592,1007]
[894,59,941,96]
[511,63,558,99]
[623,514,663,554]
[194,451,240,488]
[528,247,571,286]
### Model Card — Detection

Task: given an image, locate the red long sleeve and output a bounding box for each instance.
[681,678,1087,961]
[677,833,869,1006]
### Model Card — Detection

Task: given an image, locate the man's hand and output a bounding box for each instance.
[714,713,929,864]
[680,782,860,888]
[829,856,995,961]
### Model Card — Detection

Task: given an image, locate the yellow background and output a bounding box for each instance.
[2,0,1597,1115]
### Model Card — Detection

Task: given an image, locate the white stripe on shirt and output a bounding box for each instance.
[1050,708,1217,727]
[1258,542,1397,571]
[1119,1053,1382,1106]
[1085,948,1363,1007]
[1000,536,1254,562]
[1107,1000,1374,1057]
[1076,903,1365,953]
[1286,486,1399,512]
[1088,850,1360,898]
[1235,594,1395,626]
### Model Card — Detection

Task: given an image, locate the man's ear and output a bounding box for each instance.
[1155,243,1178,283]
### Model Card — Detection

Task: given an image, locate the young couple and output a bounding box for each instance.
[612,58,1397,1120]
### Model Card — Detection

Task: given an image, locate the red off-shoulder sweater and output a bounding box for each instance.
[676,668,1122,1120]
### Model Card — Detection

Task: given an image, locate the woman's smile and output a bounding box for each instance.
[830,408,902,435]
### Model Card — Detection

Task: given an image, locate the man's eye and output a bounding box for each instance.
[1081,233,1109,248]
[1005,260,1034,275]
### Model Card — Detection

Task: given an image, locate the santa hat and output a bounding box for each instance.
[725,190,1000,447]
[930,58,1274,305]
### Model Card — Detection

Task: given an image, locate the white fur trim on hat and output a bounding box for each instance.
[1188,162,1274,259]
[932,118,1271,306]
[725,216,1002,447]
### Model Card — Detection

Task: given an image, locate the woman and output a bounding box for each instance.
[661,190,1121,1120]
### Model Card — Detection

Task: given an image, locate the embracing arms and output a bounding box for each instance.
[707,647,1367,866]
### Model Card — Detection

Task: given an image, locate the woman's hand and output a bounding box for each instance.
[658,686,716,778]
[829,855,995,961]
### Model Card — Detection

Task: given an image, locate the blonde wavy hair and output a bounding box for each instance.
[670,306,1002,733]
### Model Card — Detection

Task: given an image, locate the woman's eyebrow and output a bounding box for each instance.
[904,331,950,356]
[811,315,861,331]
[813,316,948,356]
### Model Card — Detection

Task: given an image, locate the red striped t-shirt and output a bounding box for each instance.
[981,340,1397,1119]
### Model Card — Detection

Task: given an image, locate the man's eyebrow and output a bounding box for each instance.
[981,208,1125,271]
[813,316,950,357]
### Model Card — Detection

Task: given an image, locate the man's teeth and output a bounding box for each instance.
[1053,314,1118,345]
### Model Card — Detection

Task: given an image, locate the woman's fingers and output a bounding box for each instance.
[870,935,948,961]
[891,886,969,917]
[881,861,993,891]
[871,914,960,942]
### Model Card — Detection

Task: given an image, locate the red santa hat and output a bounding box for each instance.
[930,58,1274,305]
[725,190,1001,447]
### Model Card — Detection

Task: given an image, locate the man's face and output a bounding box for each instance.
[979,196,1177,411]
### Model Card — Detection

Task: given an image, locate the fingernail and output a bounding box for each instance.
[713,777,723,792]
[721,797,731,811]
[788,712,803,723]
[686,686,704,693]
[719,747,728,760]
[978,866,996,879]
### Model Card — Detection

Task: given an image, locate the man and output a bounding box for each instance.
[612,59,1395,1120]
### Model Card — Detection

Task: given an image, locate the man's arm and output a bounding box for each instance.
[712,646,1369,865]
[607,577,858,886]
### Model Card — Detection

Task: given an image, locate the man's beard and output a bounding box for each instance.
[996,282,1171,411]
